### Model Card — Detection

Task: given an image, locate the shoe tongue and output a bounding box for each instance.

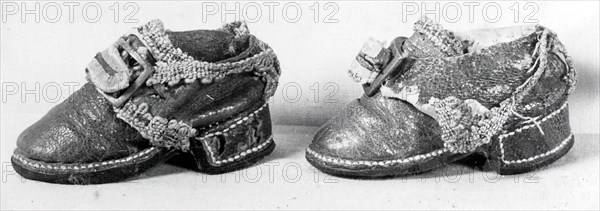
[136,19,257,64]
[167,30,250,63]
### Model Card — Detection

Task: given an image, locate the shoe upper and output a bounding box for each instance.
[311,94,444,161]
[15,20,280,164]
[16,83,147,163]
[310,18,576,161]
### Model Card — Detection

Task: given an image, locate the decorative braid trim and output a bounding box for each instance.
[147,48,278,86]
[306,148,449,167]
[413,17,464,56]
[109,20,279,151]
[15,104,274,172]
[309,100,568,167]
[347,17,467,85]
[115,101,197,151]
[499,101,570,164]
[135,19,280,88]
[354,25,564,156]
[308,103,570,168]
[348,22,544,154]
[430,97,512,154]
[423,27,552,154]
[136,19,193,63]
[12,147,159,172]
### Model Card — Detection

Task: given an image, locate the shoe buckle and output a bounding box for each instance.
[100,38,155,108]
[361,37,415,97]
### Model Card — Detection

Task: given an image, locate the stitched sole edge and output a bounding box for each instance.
[11,103,274,183]
[306,135,572,178]
[305,146,471,178]
[11,147,172,185]
[306,101,574,178]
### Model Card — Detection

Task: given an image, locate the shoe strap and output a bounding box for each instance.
[91,37,156,108]
[348,37,415,97]
[87,20,280,108]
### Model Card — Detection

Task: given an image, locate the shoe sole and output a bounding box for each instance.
[306,147,468,178]
[11,147,174,184]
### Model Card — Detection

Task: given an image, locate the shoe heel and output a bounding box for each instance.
[187,104,275,174]
[483,102,574,175]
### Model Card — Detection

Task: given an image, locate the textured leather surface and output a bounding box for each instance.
[311,94,443,161]
[168,30,236,62]
[310,25,573,168]
[501,103,571,161]
[16,27,267,164]
[16,83,147,163]
[514,52,570,117]
[387,32,538,108]
[132,73,265,129]
[202,106,272,161]
[134,32,267,129]
[489,50,573,162]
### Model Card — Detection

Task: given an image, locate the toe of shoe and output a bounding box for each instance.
[308,98,446,162]
[15,83,145,164]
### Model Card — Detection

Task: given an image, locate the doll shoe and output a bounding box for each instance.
[306,18,576,178]
[12,20,281,184]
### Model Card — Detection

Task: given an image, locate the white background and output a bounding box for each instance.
[1,1,598,210]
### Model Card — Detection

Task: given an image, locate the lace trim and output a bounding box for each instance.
[430,97,512,153]
[413,17,464,56]
[348,17,464,86]
[135,19,280,88]
[115,102,197,151]
[147,49,278,86]
[97,20,279,151]
[427,27,554,154]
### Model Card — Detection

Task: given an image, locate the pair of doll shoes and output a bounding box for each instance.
[12,20,281,184]
[306,18,577,178]
[12,19,576,184]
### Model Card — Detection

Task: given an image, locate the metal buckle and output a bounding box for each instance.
[362,37,415,97]
[101,38,155,107]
